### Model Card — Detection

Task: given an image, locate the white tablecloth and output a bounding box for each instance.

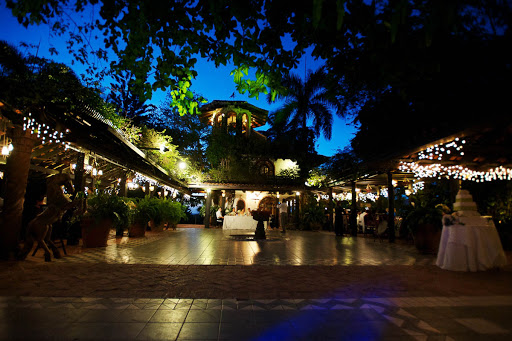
[223,216,268,230]
[436,222,507,271]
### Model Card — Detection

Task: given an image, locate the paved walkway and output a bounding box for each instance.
[1,227,511,340]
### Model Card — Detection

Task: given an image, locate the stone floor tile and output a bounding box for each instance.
[177,322,219,340]
[454,318,510,334]
[136,322,182,340]
[185,309,221,323]
[150,309,189,323]
[59,322,146,340]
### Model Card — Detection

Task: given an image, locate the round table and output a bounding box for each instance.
[223,216,267,230]
[436,221,507,271]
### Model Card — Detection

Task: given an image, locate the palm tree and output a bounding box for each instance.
[268,67,341,141]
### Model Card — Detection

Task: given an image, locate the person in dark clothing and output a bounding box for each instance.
[334,202,344,236]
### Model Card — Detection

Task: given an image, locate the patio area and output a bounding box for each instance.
[1,227,512,340]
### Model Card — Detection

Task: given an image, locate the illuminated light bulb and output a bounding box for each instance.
[98,170,103,176]
[1,146,9,155]
[8,144,13,152]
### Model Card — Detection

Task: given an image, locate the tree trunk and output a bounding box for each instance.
[0,126,37,260]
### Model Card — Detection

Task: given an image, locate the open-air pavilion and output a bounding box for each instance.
[1,97,511,341]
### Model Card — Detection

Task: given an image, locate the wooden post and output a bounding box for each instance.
[295,192,300,226]
[74,152,86,193]
[0,126,37,260]
[119,172,128,197]
[328,187,333,231]
[350,181,357,236]
[204,190,211,228]
[220,192,226,211]
[387,171,396,243]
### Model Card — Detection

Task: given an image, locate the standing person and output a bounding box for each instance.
[279,201,288,233]
[334,201,343,236]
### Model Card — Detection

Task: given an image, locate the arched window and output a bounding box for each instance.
[236,199,246,212]
[256,160,275,177]
[227,113,237,126]
[242,114,248,134]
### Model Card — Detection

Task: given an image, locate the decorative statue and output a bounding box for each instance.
[18,173,80,262]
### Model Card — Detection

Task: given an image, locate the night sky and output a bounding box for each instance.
[0,5,356,156]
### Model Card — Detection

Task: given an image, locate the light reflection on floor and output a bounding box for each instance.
[56,228,437,266]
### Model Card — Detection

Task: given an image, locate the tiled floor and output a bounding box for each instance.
[1,227,511,340]
[52,228,436,266]
[1,296,512,340]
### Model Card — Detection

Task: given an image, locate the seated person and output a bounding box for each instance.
[216,207,224,221]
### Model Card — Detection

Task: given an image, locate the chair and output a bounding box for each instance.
[363,214,377,237]
[216,217,224,228]
[374,219,388,242]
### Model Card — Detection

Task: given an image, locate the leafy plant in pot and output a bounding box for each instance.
[159,199,187,230]
[82,193,129,247]
[127,197,156,237]
[301,203,326,231]
[147,197,165,231]
[404,205,443,254]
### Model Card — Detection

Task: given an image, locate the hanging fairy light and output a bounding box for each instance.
[133,172,179,196]
[359,192,378,202]
[379,188,389,198]
[417,138,466,161]
[413,181,424,193]
[399,162,512,182]
[22,114,70,149]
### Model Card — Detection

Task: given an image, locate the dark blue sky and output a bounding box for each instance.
[0,5,356,156]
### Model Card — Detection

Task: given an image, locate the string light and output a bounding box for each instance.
[399,162,512,182]
[22,115,69,149]
[379,188,389,198]
[359,192,377,202]
[418,138,466,161]
[413,181,425,193]
[133,172,179,197]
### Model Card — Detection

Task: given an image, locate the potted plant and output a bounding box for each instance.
[81,193,129,247]
[301,204,326,231]
[148,197,165,231]
[404,205,443,254]
[159,199,187,230]
[127,197,156,237]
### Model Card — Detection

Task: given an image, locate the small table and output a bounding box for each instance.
[436,221,507,271]
[223,216,267,230]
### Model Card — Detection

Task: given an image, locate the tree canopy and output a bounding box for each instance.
[5,0,510,161]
